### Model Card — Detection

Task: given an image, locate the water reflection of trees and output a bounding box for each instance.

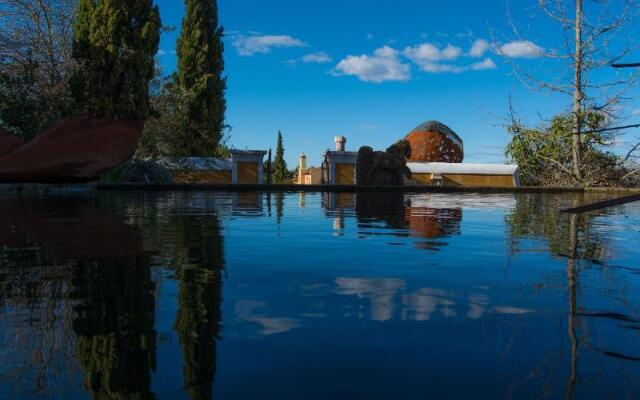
[0,195,158,399]
[105,192,226,400]
[71,258,156,400]
[169,213,224,400]
[506,193,605,260]
[0,193,226,399]
[506,193,639,399]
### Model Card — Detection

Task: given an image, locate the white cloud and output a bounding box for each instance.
[497,40,544,58]
[156,49,175,57]
[232,34,306,56]
[403,43,463,63]
[359,124,379,129]
[469,39,490,58]
[302,52,333,64]
[470,57,497,70]
[633,109,640,116]
[333,46,411,83]
[456,29,474,39]
[402,42,496,73]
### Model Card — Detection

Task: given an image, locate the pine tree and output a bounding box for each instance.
[71,0,160,120]
[273,131,288,184]
[176,0,227,156]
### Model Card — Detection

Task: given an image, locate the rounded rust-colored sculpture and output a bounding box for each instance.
[0,116,143,182]
[0,128,25,156]
[404,120,463,163]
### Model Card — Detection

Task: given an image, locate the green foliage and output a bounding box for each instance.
[175,0,227,156]
[99,161,133,183]
[272,131,289,184]
[505,111,624,187]
[136,72,230,159]
[137,76,189,158]
[0,63,75,142]
[71,0,161,120]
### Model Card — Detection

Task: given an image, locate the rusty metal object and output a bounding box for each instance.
[0,128,25,155]
[0,116,143,182]
[404,121,464,163]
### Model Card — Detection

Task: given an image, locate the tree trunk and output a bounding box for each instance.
[571,0,584,181]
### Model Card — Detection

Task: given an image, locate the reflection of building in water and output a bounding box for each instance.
[232,192,264,216]
[323,192,356,233]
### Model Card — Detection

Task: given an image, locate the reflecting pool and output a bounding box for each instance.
[1,191,639,399]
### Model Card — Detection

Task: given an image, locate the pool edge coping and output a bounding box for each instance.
[0,183,638,195]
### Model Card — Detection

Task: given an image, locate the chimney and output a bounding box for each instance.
[334,136,346,152]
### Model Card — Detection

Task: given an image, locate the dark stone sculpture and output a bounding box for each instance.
[356,140,412,185]
[0,116,143,182]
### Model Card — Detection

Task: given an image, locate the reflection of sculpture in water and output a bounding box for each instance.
[172,215,225,400]
[71,257,156,400]
[405,207,462,241]
[0,195,155,399]
[355,193,462,248]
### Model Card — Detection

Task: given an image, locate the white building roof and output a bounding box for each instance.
[157,157,232,171]
[408,162,518,176]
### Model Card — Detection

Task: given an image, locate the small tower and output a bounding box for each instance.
[298,153,307,184]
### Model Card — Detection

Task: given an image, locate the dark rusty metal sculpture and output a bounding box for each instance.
[0,116,143,182]
[356,140,412,185]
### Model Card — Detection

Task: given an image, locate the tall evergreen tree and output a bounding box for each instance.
[71,0,160,120]
[176,0,227,156]
[273,131,288,184]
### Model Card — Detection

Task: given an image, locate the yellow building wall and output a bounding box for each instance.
[411,173,515,188]
[173,170,232,184]
[302,168,323,185]
[336,163,355,185]
[237,162,259,184]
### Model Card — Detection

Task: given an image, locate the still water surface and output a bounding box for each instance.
[1,191,639,399]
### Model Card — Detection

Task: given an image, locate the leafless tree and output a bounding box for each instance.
[0,0,76,100]
[498,0,640,181]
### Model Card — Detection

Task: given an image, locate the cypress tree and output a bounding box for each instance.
[71,0,160,120]
[176,0,227,156]
[273,131,288,184]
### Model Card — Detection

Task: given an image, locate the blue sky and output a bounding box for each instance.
[155,0,640,167]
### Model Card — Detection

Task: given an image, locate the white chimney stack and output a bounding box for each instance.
[335,136,346,152]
